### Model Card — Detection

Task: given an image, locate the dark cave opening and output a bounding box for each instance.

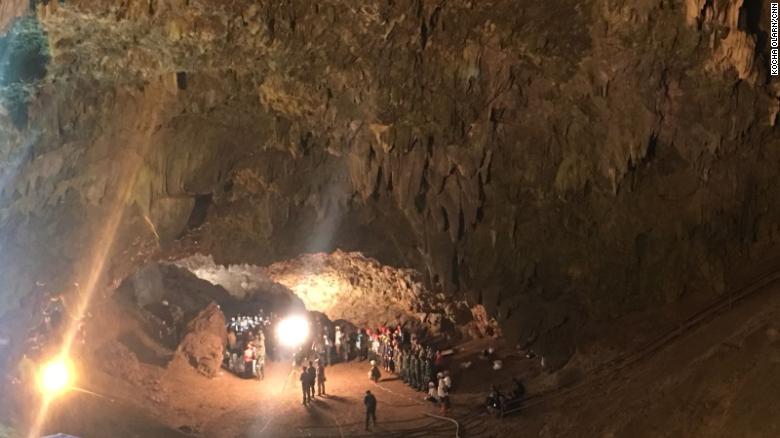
[179,194,212,237]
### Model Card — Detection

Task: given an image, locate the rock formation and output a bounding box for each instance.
[177,251,468,335]
[172,302,226,378]
[265,250,470,329]
[0,0,777,369]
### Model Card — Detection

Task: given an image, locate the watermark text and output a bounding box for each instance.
[771,3,779,76]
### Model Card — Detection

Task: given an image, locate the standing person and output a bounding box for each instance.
[371,335,380,364]
[387,344,396,373]
[434,349,444,373]
[417,349,427,391]
[307,361,317,399]
[323,334,333,366]
[227,328,238,355]
[264,321,274,362]
[437,374,450,415]
[255,349,265,380]
[344,329,354,362]
[443,370,452,392]
[334,326,344,363]
[243,344,255,379]
[254,332,266,380]
[409,350,418,389]
[400,349,409,383]
[364,390,377,431]
[316,360,327,396]
[393,345,401,375]
[425,357,437,391]
[300,366,311,405]
[314,334,325,364]
[356,329,367,361]
[395,325,405,345]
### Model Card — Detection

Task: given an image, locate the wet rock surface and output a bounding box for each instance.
[0,0,776,369]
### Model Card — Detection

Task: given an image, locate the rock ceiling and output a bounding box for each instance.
[0,0,777,365]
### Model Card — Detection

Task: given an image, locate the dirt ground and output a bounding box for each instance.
[25,275,780,437]
[39,356,501,438]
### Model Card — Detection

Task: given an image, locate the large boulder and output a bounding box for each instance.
[172,303,226,378]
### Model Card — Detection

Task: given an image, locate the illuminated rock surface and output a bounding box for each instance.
[0,0,777,371]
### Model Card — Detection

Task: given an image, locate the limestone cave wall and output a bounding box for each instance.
[0,0,778,367]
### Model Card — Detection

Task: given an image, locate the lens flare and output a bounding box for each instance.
[275,315,310,348]
[38,358,73,396]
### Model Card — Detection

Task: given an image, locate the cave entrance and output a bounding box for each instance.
[28,251,480,437]
[112,250,459,371]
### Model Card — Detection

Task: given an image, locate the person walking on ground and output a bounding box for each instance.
[300,366,311,405]
[364,390,377,431]
[316,360,327,396]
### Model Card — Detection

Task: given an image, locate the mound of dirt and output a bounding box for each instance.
[171,303,226,378]
[97,341,143,384]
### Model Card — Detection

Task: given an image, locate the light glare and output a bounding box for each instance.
[275,315,310,348]
[38,358,73,396]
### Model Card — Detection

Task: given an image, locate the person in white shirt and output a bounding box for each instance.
[437,375,450,414]
[442,370,452,391]
[424,381,438,403]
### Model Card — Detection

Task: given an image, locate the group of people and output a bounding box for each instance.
[295,322,454,427]
[227,312,272,336]
[359,326,454,414]
[225,323,268,379]
[298,360,327,405]
[486,378,526,414]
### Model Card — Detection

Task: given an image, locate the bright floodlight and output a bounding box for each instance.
[38,357,73,396]
[275,315,310,348]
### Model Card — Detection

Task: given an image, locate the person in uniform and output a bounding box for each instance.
[421,356,431,392]
[417,349,427,391]
[409,350,419,389]
[316,360,327,396]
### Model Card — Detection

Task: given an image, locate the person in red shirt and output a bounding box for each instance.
[243,345,255,378]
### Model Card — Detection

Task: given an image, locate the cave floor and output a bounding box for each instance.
[31,277,780,438]
[42,358,498,438]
